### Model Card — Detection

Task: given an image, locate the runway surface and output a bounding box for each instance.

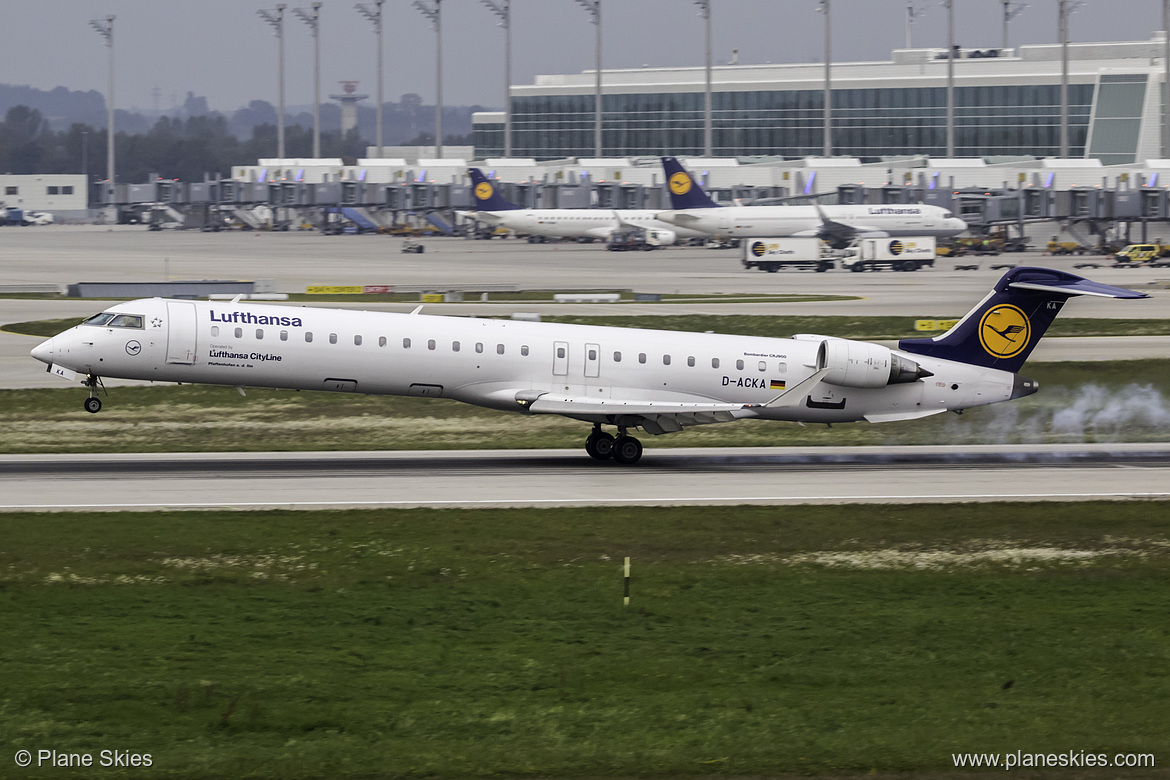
[3,444,1168,511]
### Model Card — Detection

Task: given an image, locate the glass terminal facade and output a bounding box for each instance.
[474,84,1096,161]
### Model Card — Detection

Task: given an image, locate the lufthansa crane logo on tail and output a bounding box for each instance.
[750,241,767,257]
[668,172,693,196]
[978,305,1031,359]
[888,240,904,256]
[474,182,494,201]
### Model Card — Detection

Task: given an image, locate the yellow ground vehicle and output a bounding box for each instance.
[1113,244,1170,267]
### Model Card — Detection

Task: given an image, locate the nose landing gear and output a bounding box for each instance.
[83,374,105,413]
[584,424,643,464]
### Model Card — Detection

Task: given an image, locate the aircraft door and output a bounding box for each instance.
[165,301,198,364]
[584,343,600,378]
[552,341,569,376]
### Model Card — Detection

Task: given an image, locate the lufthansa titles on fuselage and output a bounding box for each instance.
[210,310,303,328]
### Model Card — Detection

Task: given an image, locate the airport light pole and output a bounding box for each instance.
[479,0,512,158]
[1164,0,1169,158]
[575,0,602,157]
[695,0,712,157]
[818,0,832,157]
[258,4,288,159]
[1001,1,1027,50]
[1057,0,1083,158]
[945,0,954,157]
[905,2,927,49]
[412,0,443,158]
[293,2,323,160]
[89,15,115,212]
[355,0,385,158]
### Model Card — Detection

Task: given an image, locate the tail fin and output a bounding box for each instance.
[899,266,1146,373]
[660,156,721,210]
[468,168,522,211]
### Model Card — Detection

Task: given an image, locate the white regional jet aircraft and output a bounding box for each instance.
[655,156,969,248]
[30,268,1143,464]
[465,167,707,245]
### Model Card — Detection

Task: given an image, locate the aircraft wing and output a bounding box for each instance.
[518,370,828,435]
[810,205,894,248]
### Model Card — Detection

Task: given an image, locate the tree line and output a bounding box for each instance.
[0,102,475,184]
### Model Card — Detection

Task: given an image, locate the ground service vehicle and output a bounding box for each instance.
[842,237,936,272]
[742,237,832,272]
[1113,244,1170,267]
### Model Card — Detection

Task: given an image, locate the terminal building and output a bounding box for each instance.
[472,33,1170,164]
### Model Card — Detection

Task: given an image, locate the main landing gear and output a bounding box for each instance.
[584,424,643,465]
[83,373,105,414]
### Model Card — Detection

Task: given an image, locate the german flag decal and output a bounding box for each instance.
[770,380,786,390]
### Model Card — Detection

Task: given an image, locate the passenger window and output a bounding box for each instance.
[306,332,314,343]
[211,326,219,337]
[638,353,647,364]
[588,348,597,360]
[354,335,362,346]
[759,361,766,371]
[403,338,411,348]
[614,351,621,362]
[280,330,288,341]
[256,329,264,339]
[329,333,338,344]
[452,341,460,352]
[234,328,243,339]
[556,347,565,358]
[476,342,484,354]
[736,359,744,370]
[663,355,671,366]
[428,339,436,350]
[712,357,720,368]
[687,356,695,367]
[497,344,505,355]
[778,362,787,373]
[521,345,529,356]
[378,336,387,347]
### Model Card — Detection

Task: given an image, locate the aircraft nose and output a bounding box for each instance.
[31,337,54,365]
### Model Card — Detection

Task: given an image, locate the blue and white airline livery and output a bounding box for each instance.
[655,156,969,247]
[30,267,1144,464]
[464,168,707,245]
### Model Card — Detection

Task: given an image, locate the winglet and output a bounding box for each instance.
[410,305,424,315]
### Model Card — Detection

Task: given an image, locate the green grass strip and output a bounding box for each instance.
[2,502,1167,778]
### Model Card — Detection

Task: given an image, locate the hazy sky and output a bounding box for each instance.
[1,1,1163,113]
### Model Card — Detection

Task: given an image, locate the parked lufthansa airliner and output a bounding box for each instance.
[655,157,968,248]
[464,168,707,245]
[30,268,1143,464]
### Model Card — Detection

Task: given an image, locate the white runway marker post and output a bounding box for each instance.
[623,557,630,607]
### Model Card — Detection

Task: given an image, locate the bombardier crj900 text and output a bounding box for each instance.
[655,156,968,247]
[31,268,1143,464]
[464,168,707,245]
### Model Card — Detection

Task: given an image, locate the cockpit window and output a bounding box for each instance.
[81,312,142,328]
[82,313,115,326]
[108,314,143,329]
[942,211,954,219]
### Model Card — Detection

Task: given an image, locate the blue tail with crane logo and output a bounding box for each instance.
[660,157,721,210]
[468,168,522,211]
[898,267,1147,374]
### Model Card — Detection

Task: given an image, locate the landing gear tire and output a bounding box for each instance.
[612,435,643,465]
[585,431,615,461]
[83,397,102,414]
